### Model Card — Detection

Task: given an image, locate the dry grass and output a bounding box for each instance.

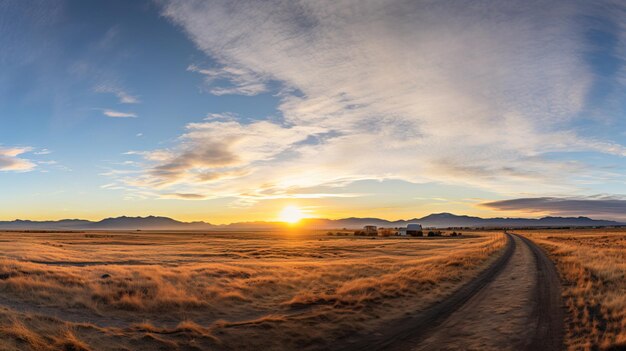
[0,230,505,350]
[521,229,626,351]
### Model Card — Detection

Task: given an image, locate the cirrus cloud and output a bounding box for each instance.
[111,1,626,201]
[103,109,137,118]
[94,84,140,104]
[187,64,267,96]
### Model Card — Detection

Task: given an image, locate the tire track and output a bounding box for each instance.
[514,233,564,351]
[336,232,565,351]
[336,233,516,350]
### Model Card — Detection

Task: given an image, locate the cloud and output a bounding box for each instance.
[103,109,137,118]
[0,146,35,172]
[187,64,267,96]
[114,1,626,201]
[118,116,323,191]
[116,92,139,104]
[481,196,626,221]
[94,84,140,104]
[164,193,207,200]
[34,148,51,155]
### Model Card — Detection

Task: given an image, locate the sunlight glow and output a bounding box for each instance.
[279,206,305,224]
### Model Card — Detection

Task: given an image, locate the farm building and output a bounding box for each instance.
[398,223,423,236]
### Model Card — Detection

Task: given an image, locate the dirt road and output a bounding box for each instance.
[338,233,564,351]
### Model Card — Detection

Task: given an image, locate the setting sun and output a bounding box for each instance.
[278,206,305,224]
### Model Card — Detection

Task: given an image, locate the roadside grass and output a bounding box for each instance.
[523,229,626,351]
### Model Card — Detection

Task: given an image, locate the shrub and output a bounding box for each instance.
[409,230,423,237]
[378,228,394,237]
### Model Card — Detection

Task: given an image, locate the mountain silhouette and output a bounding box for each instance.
[0,213,621,230]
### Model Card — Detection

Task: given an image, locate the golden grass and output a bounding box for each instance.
[0,230,505,350]
[521,229,626,351]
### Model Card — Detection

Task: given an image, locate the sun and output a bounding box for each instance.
[278,205,305,224]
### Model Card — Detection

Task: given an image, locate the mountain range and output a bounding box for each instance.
[0,213,622,230]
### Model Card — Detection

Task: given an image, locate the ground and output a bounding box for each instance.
[1,228,622,351]
[0,230,503,351]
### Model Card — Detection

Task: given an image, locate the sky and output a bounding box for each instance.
[1,0,626,223]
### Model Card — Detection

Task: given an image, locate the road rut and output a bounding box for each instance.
[410,234,538,350]
[337,233,563,351]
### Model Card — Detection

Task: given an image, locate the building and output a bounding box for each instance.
[398,223,423,236]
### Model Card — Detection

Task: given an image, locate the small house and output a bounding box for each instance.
[398,223,423,236]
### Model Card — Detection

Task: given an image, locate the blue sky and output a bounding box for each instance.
[1,0,626,223]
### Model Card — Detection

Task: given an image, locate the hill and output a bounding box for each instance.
[0,213,621,230]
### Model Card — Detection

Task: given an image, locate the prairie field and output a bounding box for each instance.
[521,229,626,351]
[0,230,505,350]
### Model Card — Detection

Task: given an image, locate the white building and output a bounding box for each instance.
[398,223,423,236]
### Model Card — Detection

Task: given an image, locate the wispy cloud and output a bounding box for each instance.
[0,146,35,172]
[164,193,207,200]
[94,84,140,104]
[103,109,137,118]
[110,0,626,201]
[187,64,267,96]
[117,116,322,192]
[34,148,51,155]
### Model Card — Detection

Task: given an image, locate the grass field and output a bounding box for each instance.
[521,229,626,351]
[0,230,505,350]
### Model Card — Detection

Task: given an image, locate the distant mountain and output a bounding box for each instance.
[299,213,622,229]
[0,213,621,231]
[416,213,485,227]
[0,219,93,230]
[93,216,198,230]
[0,216,214,231]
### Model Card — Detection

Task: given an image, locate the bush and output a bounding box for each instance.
[378,228,394,237]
